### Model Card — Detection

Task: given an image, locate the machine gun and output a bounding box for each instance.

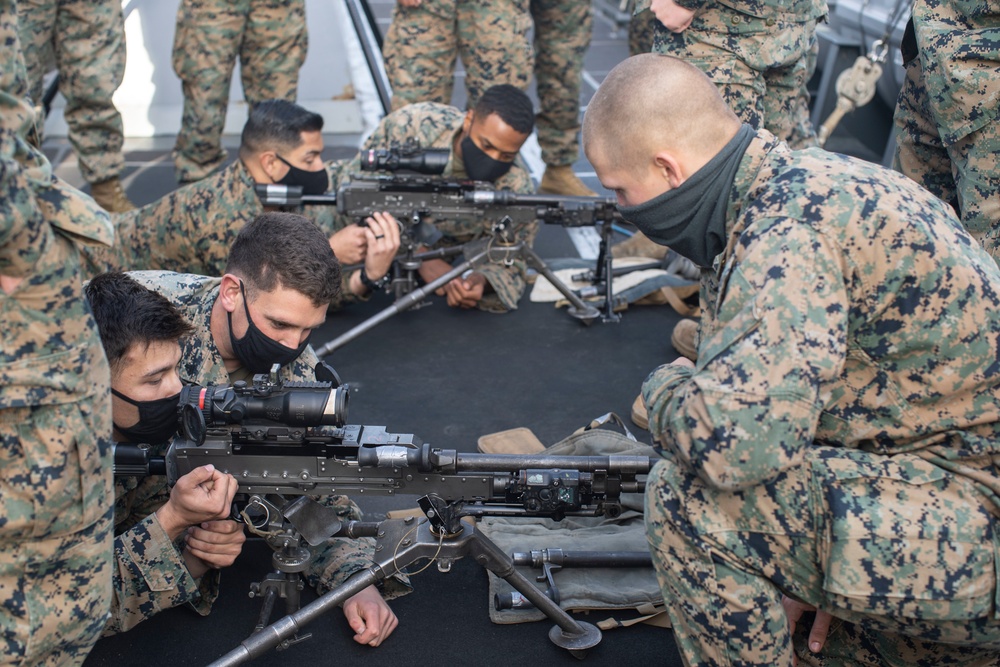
[257,154,628,353]
[113,370,653,663]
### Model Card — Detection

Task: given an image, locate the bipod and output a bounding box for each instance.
[314,217,601,356]
[209,494,603,667]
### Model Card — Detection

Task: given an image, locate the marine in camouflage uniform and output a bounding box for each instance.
[80,159,337,277]
[383,0,533,110]
[104,441,221,633]
[107,270,410,631]
[643,132,1000,664]
[171,0,308,183]
[15,0,132,202]
[644,0,827,149]
[1,2,115,660]
[76,158,370,308]
[530,0,593,188]
[584,55,1000,666]
[892,0,1000,265]
[335,102,536,312]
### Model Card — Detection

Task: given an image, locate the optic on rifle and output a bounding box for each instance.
[177,372,349,446]
[359,140,450,175]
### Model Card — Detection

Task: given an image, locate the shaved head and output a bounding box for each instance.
[583,54,741,176]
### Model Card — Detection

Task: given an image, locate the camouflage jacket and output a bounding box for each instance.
[79,159,352,302]
[106,271,406,629]
[104,440,219,634]
[642,129,1000,512]
[1,20,116,541]
[634,0,827,30]
[334,102,536,311]
[911,0,1000,144]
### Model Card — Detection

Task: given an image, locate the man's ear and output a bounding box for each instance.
[218,274,243,314]
[462,110,474,136]
[653,151,687,189]
[258,151,281,182]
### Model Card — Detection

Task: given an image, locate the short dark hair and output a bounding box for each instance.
[85,272,194,374]
[473,85,534,135]
[239,99,325,161]
[225,211,342,307]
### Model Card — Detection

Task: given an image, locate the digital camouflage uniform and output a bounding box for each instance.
[530,0,592,168]
[1,2,116,661]
[644,0,827,149]
[171,0,308,183]
[383,0,533,110]
[335,102,536,312]
[892,0,1000,265]
[642,129,1000,666]
[15,0,127,184]
[78,158,360,307]
[103,438,218,634]
[629,6,658,56]
[107,271,409,632]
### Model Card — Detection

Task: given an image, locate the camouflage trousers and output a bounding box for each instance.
[893,58,1000,265]
[530,0,592,167]
[15,0,126,184]
[629,8,658,57]
[383,0,533,111]
[645,447,1000,666]
[653,19,819,150]
[171,0,308,183]
[0,405,114,666]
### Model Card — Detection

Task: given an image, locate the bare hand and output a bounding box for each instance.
[343,585,398,647]
[651,0,696,32]
[157,465,239,540]
[441,272,486,308]
[361,211,401,281]
[185,519,246,569]
[782,595,833,664]
[329,225,370,265]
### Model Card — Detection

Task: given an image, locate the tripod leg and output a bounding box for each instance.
[519,246,601,323]
[466,528,601,654]
[314,249,490,356]
[599,223,621,323]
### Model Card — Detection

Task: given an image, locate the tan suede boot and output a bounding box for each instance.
[630,393,649,430]
[671,318,699,361]
[90,177,136,213]
[538,165,597,196]
[611,230,669,260]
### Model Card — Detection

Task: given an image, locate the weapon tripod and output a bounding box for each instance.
[211,494,604,666]
[315,216,622,356]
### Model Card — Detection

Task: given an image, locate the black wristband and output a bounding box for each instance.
[359,267,389,292]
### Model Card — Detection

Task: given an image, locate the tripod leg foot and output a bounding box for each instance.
[548,620,602,653]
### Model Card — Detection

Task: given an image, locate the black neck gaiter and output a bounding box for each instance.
[616,124,755,268]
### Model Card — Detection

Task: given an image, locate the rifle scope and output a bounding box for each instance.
[360,145,450,175]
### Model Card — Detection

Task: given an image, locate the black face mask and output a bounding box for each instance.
[112,389,181,444]
[616,124,757,269]
[276,155,330,195]
[460,135,514,182]
[228,281,310,374]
